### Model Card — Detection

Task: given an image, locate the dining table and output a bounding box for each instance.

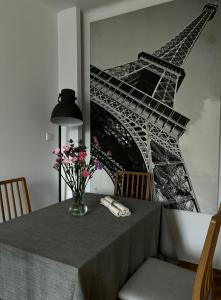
[0,193,162,300]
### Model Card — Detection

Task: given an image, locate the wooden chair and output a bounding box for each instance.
[114,171,153,201]
[0,177,31,222]
[119,203,221,300]
[192,203,221,300]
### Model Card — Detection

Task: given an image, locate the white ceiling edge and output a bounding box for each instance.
[83,0,173,22]
[40,0,173,14]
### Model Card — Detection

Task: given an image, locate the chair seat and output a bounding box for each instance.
[119,258,195,300]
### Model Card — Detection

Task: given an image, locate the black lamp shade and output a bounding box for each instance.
[50,89,83,127]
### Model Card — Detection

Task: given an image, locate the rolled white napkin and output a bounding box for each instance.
[104,196,131,216]
[100,198,121,217]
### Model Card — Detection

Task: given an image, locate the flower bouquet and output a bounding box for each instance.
[53,139,103,216]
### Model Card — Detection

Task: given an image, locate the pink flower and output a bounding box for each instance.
[63,158,71,164]
[94,159,103,170]
[93,136,100,147]
[53,162,60,170]
[63,144,71,152]
[82,168,90,177]
[56,157,62,163]
[71,156,78,162]
[53,147,60,155]
[79,151,87,161]
[107,150,112,156]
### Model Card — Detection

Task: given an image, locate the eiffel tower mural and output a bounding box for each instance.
[90,2,218,211]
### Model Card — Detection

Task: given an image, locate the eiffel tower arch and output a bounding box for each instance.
[90,2,218,211]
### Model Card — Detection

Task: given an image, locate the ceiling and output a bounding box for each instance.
[39,0,130,12]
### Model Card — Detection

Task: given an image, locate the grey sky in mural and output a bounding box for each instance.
[90,0,221,214]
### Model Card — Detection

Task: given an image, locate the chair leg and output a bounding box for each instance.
[211,273,215,300]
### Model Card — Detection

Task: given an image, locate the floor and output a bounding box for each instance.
[214,274,221,300]
[178,261,221,300]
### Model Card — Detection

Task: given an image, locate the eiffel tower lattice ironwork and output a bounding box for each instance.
[90,3,218,211]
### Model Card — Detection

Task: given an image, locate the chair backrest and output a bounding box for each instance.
[192,203,221,300]
[114,170,153,201]
[0,177,31,222]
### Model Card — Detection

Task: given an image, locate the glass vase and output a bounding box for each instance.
[69,191,88,217]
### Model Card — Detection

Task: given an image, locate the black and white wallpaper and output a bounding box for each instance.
[90,0,221,213]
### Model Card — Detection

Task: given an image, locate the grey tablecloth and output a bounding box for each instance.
[0,193,161,300]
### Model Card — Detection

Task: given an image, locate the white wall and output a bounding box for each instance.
[58,7,82,199]
[58,7,81,94]
[0,0,58,211]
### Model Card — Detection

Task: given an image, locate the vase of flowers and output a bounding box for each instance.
[52,139,103,216]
